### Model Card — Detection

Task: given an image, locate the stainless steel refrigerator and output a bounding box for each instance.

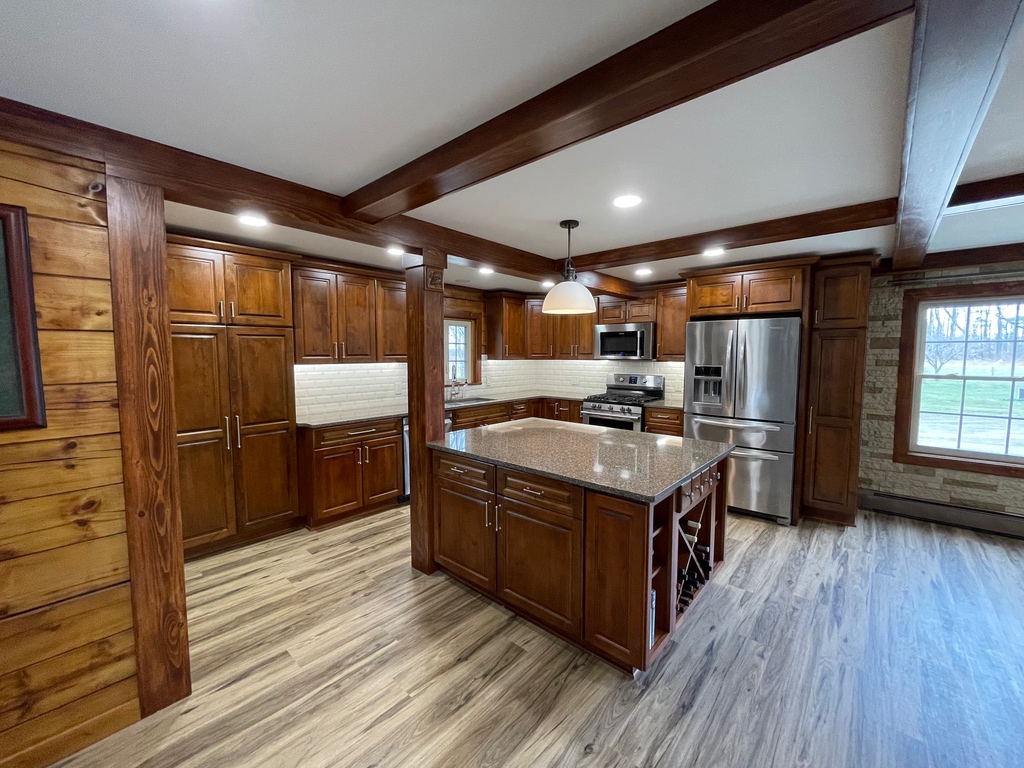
[684,317,801,524]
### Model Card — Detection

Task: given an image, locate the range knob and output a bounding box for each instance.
[620,406,628,413]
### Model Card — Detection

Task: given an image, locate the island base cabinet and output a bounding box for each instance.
[583,492,650,671]
[496,497,582,640]
[434,479,497,593]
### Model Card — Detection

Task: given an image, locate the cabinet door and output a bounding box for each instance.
[554,314,577,359]
[337,275,377,361]
[742,267,803,314]
[525,299,553,358]
[598,297,627,324]
[433,479,496,592]
[576,311,596,358]
[504,298,527,359]
[688,274,743,316]
[804,330,865,521]
[229,327,299,532]
[584,492,649,670]
[560,401,581,423]
[375,279,408,362]
[224,253,292,327]
[813,265,870,329]
[313,445,363,521]
[627,300,655,322]
[293,269,338,363]
[362,435,404,506]
[496,497,582,638]
[167,245,224,324]
[656,287,687,360]
[171,325,235,549]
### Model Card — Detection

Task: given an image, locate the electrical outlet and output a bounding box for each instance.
[394,382,401,396]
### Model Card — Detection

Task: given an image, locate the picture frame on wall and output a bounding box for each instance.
[0,203,46,431]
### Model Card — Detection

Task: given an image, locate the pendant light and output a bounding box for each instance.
[542,219,596,315]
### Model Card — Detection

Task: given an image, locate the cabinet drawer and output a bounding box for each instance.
[433,452,495,491]
[314,418,402,448]
[450,403,510,428]
[645,407,683,426]
[509,400,531,420]
[497,468,582,518]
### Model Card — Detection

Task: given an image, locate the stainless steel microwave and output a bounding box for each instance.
[593,323,655,360]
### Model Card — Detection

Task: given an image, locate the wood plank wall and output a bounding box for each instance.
[0,140,142,767]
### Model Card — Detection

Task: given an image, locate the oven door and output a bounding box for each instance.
[581,409,642,432]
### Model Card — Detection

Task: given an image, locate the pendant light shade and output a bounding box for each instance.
[542,219,596,315]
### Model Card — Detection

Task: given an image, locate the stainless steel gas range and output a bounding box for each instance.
[581,373,665,432]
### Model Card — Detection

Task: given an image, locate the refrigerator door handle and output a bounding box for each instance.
[732,448,780,461]
[693,417,782,432]
[738,331,746,409]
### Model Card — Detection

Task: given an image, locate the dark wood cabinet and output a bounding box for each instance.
[496,496,583,639]
[813,264,870,329]
[626,299,655,322]
[229,327,299,533]
[688,274,744,316]
[525,298,553,359]
[555,313,596,359]
[542,399,560,420]
[689,266,803,317]
[540,399,581,422]
[338,274,377,362]
[167,244,292,327]
[293,268,337,363]
[299,418,405,526]
[449,402,511,431]
[644,407,684,436]
[375,279,407,361]
[655,286,687,360]
[486,293,527,360]
[584,491,649,670]
[171,324,236,549]
[598,297,653,324]
[225,253,293,327]
[434,478,496,593]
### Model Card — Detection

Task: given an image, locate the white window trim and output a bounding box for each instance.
[444,319,473,385]
[909,296,1024,465]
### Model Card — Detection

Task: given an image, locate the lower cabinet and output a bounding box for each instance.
[299,419,405,526]
[540,398,582,423]
[644,406,684,437]
[434,478,497,592]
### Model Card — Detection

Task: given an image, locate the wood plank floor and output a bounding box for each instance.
[56,508,1024,768]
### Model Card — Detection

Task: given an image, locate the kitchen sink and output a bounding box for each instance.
[445,396,494,405]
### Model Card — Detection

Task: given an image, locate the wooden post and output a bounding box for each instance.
[405,247,446,573]
[106,177,192,715]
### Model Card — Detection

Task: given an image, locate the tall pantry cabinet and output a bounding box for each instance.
[167,241,300,553]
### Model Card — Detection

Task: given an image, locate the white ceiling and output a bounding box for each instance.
[0,0,709,195]
[408,16,914,258]
[959,29,1024,184]
[930,202,1024,253]
[164,202,549,293]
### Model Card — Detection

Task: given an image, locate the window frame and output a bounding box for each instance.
[895,281,1024,478]
[443,314,481,385]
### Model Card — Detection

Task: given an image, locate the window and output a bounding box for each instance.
[896,282,1024,477]
[445,319,473,384]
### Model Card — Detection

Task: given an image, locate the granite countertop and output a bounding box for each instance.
[429,417,732,503]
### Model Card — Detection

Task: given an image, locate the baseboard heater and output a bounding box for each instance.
[859,490,1024,540]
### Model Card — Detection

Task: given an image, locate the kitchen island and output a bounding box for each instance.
[428,418,733,674]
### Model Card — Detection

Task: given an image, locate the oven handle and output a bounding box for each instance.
[581,409,642,421]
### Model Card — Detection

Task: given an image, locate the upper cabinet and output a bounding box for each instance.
[812,264,870,329]
[688,266,803,317]
[525,298,553,359]
[168,244,292,327]
[598,297,654,324]
[655,286,687,361]
[555,312,596,359]
[293,267,403,364]
[486,294,527,360]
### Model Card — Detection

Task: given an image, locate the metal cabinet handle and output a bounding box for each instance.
[734,296,739,310]
[522,486,543,496]
[225,417,231,451]
[364,445,369,464]
[808,407,814,434]
[653,414,670,419]
[495,503,502,532]
[229,301,236,319]
[715,471,721,480]
[449,466,467,474]
[219,300,224,320]
[341,341,347,359]
[743,295,748,309]
[235,415,241,448]
[505,344,508,357]
[549,345,553,356]
[814,309,819,325]
[334,341,339,359]
[348,428,376,436]
[357,448,362,466]
[484,501,490,528]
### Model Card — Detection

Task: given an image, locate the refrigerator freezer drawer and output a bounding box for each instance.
[726,448,795,523]
[684,414,796,453]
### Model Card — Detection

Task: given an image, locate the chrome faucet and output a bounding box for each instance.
[448,365,465,401]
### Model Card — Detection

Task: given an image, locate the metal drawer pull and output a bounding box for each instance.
[348,428,376,436]
[715,471,721,480]
[521,486,543,496]
[225,417,231,451]
[449,466,467,474]
[235,415,241,448]
[653,414,671,419]
[692,417,781,431]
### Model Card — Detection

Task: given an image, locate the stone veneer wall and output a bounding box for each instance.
[860,260,1024,517]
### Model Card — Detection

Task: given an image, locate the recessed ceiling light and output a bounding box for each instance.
[479,267,494,275]
[635,268,653,276]
[238,213,268,227]
[386,245,404,256]
[541,280,555,288]
[703,246,726,257]
[613,195,642,208]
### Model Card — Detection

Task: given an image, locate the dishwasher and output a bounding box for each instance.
[402,415,452,501]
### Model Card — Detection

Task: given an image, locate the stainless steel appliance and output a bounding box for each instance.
[594,323,655,361]
[402,415,452,500]
[684,317,801,524]
[582,373,665,432]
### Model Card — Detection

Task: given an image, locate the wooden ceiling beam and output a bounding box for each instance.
[570,199,897,272]
[344,0,914,222]
[892,0,1024,270]
[0,96,562,282]
[898,242,1024,271]
[948,172,1024,210]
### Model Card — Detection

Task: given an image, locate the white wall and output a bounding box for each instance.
[294,358,686,423]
